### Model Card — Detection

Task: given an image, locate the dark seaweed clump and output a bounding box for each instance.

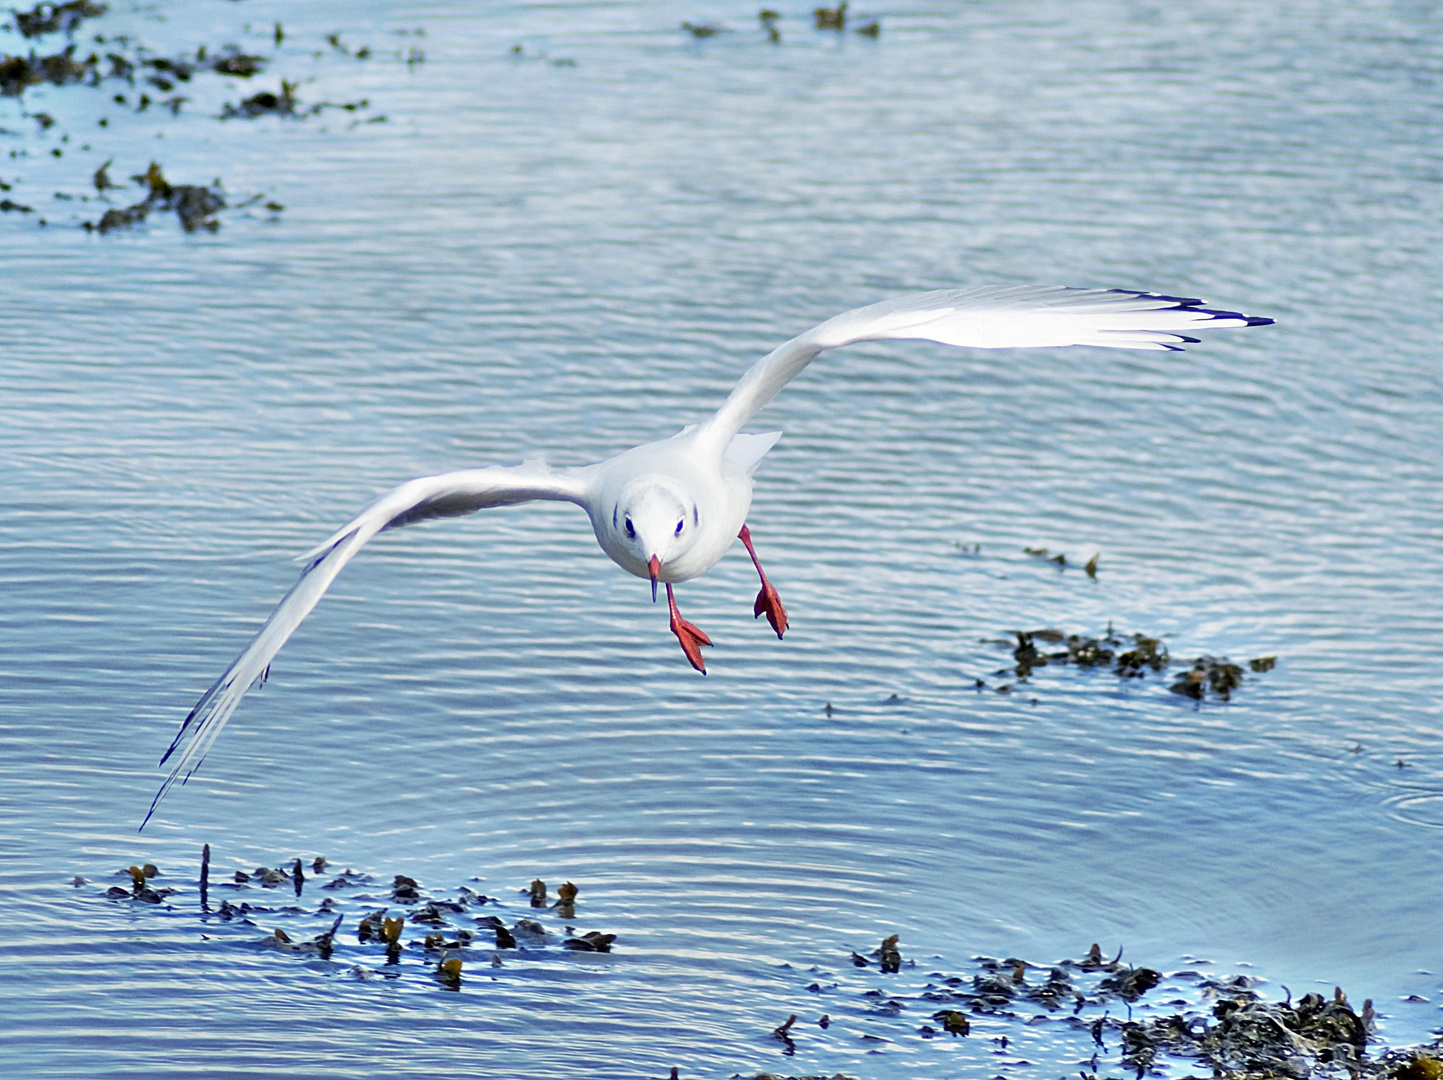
[96,846,610,988]
[995,625,1276,702]
[91,853,1441,1077]
[0,42,95,95]
[3,2,385,232]
[82,162,224,233]
[12,1,107,39]
[752,937,1439,1080]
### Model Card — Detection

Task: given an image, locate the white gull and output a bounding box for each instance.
[145,285,1271,826]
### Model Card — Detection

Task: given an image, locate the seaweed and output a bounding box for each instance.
[13,1,107,39]
[84,851,1442,1076]
[0,44,97,96]
[220,78,297,118]
[813,3,847,30]
[994,624,1276,701]
[82,161,225,233]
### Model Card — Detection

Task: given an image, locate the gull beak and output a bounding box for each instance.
[648,555,660,602]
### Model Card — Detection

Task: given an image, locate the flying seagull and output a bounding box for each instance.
[145,285,1271,825]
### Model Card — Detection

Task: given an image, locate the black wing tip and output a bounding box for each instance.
[1106,289,1274,326]
[1107,288,1204,306]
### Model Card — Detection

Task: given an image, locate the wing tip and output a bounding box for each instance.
[1105,290,1274,328]
[1105,288,1204,307]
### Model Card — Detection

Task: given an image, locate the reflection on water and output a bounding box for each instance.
[2,1,1441,1075]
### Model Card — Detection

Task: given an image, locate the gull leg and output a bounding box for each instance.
[738,524,788,639]
[667,583,712,674]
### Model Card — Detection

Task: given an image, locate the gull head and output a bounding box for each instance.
[612,477,699,598]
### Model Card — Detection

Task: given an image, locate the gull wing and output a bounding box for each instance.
[697,285,1272,452]
[144,462,591,828]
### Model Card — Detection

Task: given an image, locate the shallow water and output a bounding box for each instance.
[2,1,1441,1075]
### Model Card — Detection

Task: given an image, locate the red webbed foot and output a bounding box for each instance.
[666,583,712,673]
[753,581,788,639]
[739,523,787,639]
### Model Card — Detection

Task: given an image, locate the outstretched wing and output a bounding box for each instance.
[697,286,1272,452]
[144,462,591,828]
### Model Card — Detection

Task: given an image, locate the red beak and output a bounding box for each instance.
[648,555,660,602]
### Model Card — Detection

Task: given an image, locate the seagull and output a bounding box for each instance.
[145,285,1270,825]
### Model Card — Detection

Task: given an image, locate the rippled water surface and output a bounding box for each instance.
[3,1,1441,1076]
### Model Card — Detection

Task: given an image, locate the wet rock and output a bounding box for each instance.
[392,875,420,902]
[562,930,615,952]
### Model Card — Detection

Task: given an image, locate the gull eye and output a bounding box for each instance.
[624,516,635,539]
[675,519,684,536]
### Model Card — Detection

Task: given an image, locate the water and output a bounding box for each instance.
[2,1,1440,1075]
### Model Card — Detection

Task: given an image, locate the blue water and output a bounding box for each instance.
[2,1,1440,1076]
